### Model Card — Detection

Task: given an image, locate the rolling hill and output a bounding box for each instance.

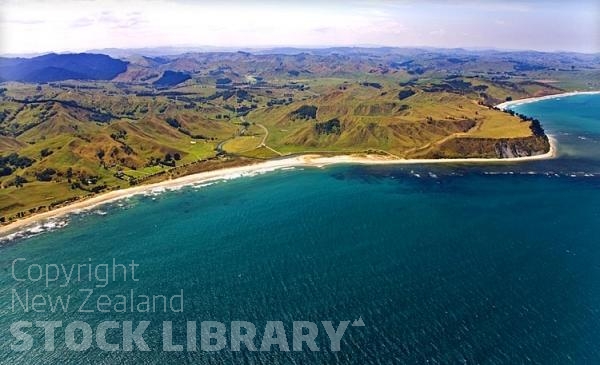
[2,47,598,222]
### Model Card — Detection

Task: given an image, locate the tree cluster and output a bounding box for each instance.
[315,118,342,135]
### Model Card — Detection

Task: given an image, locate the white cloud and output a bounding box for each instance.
[0,0,598,54]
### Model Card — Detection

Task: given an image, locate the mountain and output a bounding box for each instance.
[2,47,597,221]
[0,53,128,82]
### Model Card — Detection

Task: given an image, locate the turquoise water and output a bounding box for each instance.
[1,94,600,364]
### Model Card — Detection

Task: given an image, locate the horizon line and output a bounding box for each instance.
[2,44,599,58]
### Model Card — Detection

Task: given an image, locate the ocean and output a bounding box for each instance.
[1,94,599,364]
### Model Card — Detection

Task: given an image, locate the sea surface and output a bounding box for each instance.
[1,94,599,364]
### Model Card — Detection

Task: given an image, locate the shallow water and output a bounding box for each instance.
[1,94,599,364]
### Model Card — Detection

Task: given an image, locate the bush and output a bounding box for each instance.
[0,153,34,169]
[398,89,416,100]
[36,168,57,182]
[0,166,13,176]
[90,113,112,123]
[90,184,107,193]
[166,118,181,128]
[315,118,342,135]
[360,82,382,89]
[14,175,28,187]
[40,148,53,158]
[292,105,318,120]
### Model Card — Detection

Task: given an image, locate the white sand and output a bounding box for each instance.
[0,136,557,238]
[496,90,600,110]
[4,90,578,238]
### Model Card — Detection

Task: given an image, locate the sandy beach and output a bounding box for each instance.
[3,89,574,239]
[5,89,588,239]
[8,90,598,239]
[496,90,600,110]
[0,134,557,239]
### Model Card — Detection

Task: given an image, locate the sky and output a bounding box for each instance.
[0,0,598,55]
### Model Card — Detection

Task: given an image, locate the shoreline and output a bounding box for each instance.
[496,90,600,110]
[2,89,576,239]
[0,137,557,239]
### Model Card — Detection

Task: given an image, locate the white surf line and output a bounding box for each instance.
[496,91,600,110]
[5,92,582,238]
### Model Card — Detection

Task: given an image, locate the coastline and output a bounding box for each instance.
[0,135,557,239]
[5,87,579,239]
[496,90,600,110]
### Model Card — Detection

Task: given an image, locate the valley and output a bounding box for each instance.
[1,48,598,222]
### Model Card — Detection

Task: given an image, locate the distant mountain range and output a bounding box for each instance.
[0,53,128,83]
[1,48,598,85]
[86,46,600,58]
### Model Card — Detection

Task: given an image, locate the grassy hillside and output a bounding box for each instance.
[2,48,596,222]
[246,81,538,157]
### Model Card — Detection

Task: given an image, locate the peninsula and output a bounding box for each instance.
[2,47,598,225]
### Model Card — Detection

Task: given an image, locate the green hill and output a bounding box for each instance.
[2,47,596,222]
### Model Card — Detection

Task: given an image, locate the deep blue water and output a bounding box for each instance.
[1,94,599,364]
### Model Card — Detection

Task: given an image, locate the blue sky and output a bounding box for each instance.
[0,0,598,55]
